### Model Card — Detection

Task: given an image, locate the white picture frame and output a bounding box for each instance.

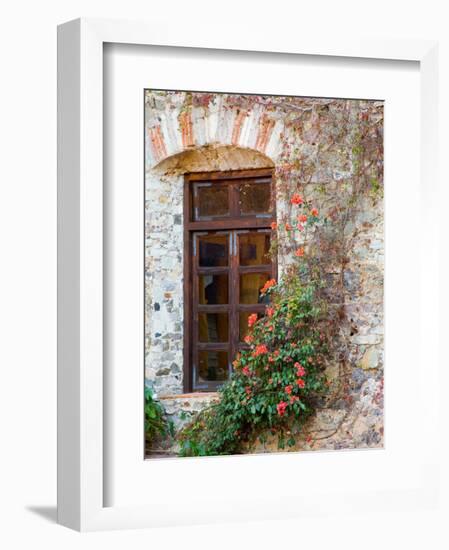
[57,17,440,531]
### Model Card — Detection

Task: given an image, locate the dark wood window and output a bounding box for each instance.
[183,169,276,392]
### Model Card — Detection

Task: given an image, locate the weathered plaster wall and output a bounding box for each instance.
[145,90,383,455]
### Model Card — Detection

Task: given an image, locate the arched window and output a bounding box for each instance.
[183,168,276,391]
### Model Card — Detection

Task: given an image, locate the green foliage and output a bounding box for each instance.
[178,205,330,457]
[144,386,174,449]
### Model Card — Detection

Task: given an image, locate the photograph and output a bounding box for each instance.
[144,90,384,458]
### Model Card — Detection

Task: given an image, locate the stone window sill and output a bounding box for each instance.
[158,392,218,400]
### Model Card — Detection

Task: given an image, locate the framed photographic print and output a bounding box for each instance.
[58,18,440,531]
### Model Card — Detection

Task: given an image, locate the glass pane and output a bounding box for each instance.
[198,351,229,382]
[199,313,229,343]
[239,181,271,214]
[239,232,271,266]
[194,184,229,219]
[240,273,271,304]
[198,233,229,267]
[199,274,228,304]
[239,312,262,341]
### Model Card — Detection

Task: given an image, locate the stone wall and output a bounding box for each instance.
[144,90,384,456]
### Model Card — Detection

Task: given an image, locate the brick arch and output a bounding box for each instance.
[145,94,284,169]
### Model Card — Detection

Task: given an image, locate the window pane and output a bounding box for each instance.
[239,181,271,214]
[199,313,228,343]
[199,274,228,304]
[198,234,229,267]
[239,232,271,266]
[198,351,229,382]
[240,273,271,304]
[194,184,229,219]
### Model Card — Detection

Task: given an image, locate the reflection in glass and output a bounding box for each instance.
[240,273,271,304]
[199,313,229,343]
[239,181,271,214]
[239,232,271,266]
[198,351,229,382]
[199,274,228,304]
[198,233,229,267]
[194,184,229,219]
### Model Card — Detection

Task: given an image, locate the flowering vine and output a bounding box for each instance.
[178,197,331,456]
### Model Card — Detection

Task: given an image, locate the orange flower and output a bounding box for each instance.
[252,344,268,357]
[298,214,308,223]
[232,359,240,368]
[290,194,304,205]
[311,207,319,217]
[285,223,292,231]
[260,278,277,294]
[296,378,305,388]
[248,313,258,328]
[271,221,277,230]
[295,247,305,257]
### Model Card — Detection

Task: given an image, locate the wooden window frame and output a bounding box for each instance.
[183,168,276,392]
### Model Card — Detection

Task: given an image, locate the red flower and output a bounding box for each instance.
[244,334,254,344]
[242,366,251,376]
[295,364,306,376]
[245,386,252,395]
[252,344,268,357]
[276,401,288,416]
[268,356,274,363]
[285,385,293,395]
[295,247,305,257]
[290,395,299,404]
[290,194,304,205]
[310,207,319,217]
[298,214,308,223]
[296,378,305,388]
[248,313,258,328]
[274,350,280,357]
[271,221,277,230]
[266,306,275,317]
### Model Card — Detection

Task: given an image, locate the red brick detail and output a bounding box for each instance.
[179,110,195,147]
[231,111,247,145]
[148,126,167,162]
[255,114,276,152]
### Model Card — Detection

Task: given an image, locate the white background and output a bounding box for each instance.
[1,1,448,548]
[105,43,426,510]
